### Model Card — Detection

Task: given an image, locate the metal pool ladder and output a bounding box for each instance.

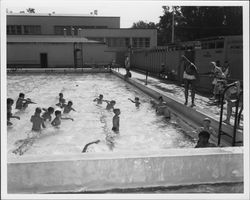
[217,83,243,146]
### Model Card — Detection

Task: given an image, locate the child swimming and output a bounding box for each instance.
[56,93,66,108]
[7,98,20,126]
[42,107,55,121]
[30,107,46,132]
[93,94,104,104]
[51,110,73,127]
[16,93,36,110]
[112,108,120,133]
[128,97,141,107]
[153,96,171,119]
[104,100,116,110]
[63,101,76,114]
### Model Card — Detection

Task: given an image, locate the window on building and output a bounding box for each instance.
[216,41,224,48]
[208,42,215,49]
[54,26,71,35]
[138,38,144,48]
[23,25,41,35]
[125,38,130,47]
[201,42,208,49]
[145,38,150,47]
[132,38,150,48]
[105,38,128,47]
[132,38,138,48]
[230,45,242,49]
[7,25,22,35]
[16,25,22,34]
[72,26,85,35]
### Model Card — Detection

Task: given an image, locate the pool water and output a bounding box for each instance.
[7,73,196,156]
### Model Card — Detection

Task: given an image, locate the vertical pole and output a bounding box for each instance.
[73,43,76,68]
[232,98,240,146]
[145,71,148,85]
[217,92,225,146]
[171,7,175,44]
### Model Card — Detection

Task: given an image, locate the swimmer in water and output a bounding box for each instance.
[56,93,66,108]
[42,107,55,121]
[7,98,20,126]
[104,100,116,110]
[128,97,141,107]
[93,94,104,104]
[30,107,46,132]
[16,93,36,110]
[112,108,120,133]
[51,110,73,127]
[63,101,76,114]
[155,96,171,119]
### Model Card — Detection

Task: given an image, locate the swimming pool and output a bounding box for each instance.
[7,73,195,156]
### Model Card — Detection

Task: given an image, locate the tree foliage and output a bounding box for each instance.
[131,20,158,29]
[26,8,35,13]
[134,6,243,46]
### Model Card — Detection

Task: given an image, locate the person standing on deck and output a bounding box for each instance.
[210,61,226,101]
[182,56,199,107]
[125,56,130,70]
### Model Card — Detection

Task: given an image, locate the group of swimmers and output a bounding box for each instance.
[8,91,217,155]
[7,92,74,131]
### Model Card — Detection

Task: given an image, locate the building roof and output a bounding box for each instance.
[7,13,120,18]
[7,35,104,44]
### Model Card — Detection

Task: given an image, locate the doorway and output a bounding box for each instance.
[40,53,48,68]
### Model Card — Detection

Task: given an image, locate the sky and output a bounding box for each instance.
[4,0,246,28]
[4,0,168,28]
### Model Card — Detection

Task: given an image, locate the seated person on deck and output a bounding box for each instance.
[223,81,243,126]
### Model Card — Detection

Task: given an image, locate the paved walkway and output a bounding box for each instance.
[115,68,243,128]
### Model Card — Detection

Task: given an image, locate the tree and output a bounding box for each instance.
[131,6,242,46]
[158,6,184,45]
[179,6,242,40]
[131,21,158,29]
[26,8,35,13]
[157,6,242,45]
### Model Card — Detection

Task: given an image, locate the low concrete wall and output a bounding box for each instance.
[7,147,243,193]
[112,70,243,147]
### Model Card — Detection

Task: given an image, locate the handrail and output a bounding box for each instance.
[217,82,242,146]
[232,91,243,146]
